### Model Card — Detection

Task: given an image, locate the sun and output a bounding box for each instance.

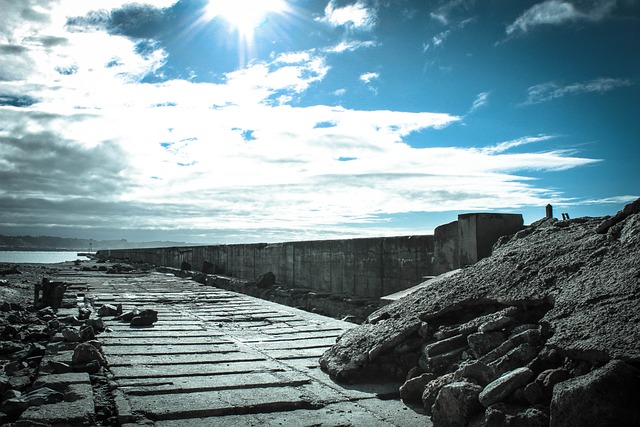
[204,0,288,35]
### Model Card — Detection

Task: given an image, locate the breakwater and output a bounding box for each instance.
[97,213,523,299]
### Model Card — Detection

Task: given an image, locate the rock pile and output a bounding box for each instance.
[0,264,122,426]
[320,198,640,426]
[0,300,111,425]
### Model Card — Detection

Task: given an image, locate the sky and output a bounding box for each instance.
[0,0,638,244]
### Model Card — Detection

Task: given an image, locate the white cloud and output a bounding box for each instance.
[506,0,618,36]
[319,0,377,30]
[359,71,379,84]
[0,0,606,242]
[524,77,633,104]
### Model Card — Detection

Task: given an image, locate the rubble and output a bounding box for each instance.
[320,198,640,426]
[0,261,121,425]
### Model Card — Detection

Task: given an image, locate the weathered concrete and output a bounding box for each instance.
[98,235,435,300]
[98,213,524,300]
[54,267,429,426]
[435,213,524,273]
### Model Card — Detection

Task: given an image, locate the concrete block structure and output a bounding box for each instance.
[433,213,524,274]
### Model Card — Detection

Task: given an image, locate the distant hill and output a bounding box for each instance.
[0,235,192,251]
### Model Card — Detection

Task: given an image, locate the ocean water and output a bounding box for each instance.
[0,251,91,264]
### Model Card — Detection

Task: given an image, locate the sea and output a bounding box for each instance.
[0,251,91,264]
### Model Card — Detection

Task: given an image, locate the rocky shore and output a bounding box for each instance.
[320,198,640,426]
[0,261,123,426]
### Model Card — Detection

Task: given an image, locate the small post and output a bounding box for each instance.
[545,204,553,219]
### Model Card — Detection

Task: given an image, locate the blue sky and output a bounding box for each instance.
[0,0,638,243]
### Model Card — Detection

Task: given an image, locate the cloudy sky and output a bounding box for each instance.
[0,0,638,244]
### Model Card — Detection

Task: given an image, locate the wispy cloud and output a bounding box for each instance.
[481,135,555,155]
[325,39,377,53]
[506,0,619,37]
[524,77,633,104]
[318,0,377,31]
[423,18,472,52]
[429,0,477,26]
[469,91,490,113]
[424,30,450,51]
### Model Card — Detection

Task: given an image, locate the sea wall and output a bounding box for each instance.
[98,235,434,299]
[97,213,524,299]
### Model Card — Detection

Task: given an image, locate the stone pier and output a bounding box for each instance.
[41,265,428,426]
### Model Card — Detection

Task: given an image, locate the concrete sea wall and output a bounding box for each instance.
[98,213,524,299]
[99,235,434,299]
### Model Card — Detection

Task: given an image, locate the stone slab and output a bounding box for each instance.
[106,351,266,366]
[103,343,239,355]
[110,359,284,379]
[32,372,91,392]
[124,385,329,420]
[154,401,413,427]
[117,370,311,394]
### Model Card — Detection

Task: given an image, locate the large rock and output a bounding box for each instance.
[479,367,534,407]
[319,317,421,382]
[550,359,640,427]
[72,342,106,367]
[431,381,483,427]
[400,372,435,402]
[255,271,276,289]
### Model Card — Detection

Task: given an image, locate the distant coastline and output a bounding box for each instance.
[0,234,193,252]
[0,250,90,264]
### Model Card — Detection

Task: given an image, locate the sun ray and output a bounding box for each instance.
[201,0,289,67]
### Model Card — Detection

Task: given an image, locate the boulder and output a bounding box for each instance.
[400,372,436,402]
[550,359,640,427]
[454,360,496,386]
[319,318,421,382]
[61,327,81,342]
[130,309,158,326]
[535,367,571,396]
[72,342,105,367]
[97,304,119,317]
[255,272,276,289]
[202,260,215,274]
[79,325,95,342]
[423,333,468,358]
[431,381,483,427]
[422,372,456,414]
[479,367,534,407]
[489,343,540,377]
[467,331,507,358]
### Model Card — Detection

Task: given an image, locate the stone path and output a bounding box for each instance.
[54,268,427,426]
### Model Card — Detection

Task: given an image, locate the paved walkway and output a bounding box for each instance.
[56,268,427,426]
